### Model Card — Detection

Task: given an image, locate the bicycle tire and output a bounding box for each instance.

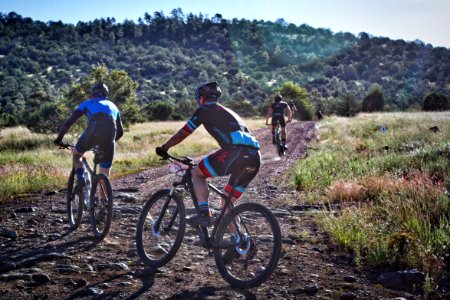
[275,128,285,157]
[214,202,281,289]
[136,189,186,268]
[66,169,84,229]
[89,174,113,240]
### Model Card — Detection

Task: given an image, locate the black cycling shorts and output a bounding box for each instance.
[198,145,261,198]
[75,122,116,168]
[271,115,286,127]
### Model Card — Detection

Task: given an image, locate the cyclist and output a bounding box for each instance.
[156,81,261,263]
[288,100,297,118]
[265,93,292,147]
[54,83,124,188]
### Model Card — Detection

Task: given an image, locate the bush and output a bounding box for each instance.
[423,93,448,111]
[144,101,174,121]
[362,85,385,112]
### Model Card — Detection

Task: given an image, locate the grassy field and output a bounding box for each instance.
[293,111,449,292]
[0,119,264,200]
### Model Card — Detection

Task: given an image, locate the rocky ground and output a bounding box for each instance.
[0,121,431,299]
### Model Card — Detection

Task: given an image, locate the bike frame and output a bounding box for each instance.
[157,155,249,250]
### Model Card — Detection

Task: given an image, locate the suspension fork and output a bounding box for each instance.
[152,185,179,235]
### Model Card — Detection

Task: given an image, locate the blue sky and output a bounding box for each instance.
[1,0,449,48]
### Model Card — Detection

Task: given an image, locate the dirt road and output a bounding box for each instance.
[0,121,418,299]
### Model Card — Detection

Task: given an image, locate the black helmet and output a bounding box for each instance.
[275,93,282,102]
[194,81,222,101]
[90,83,109,98]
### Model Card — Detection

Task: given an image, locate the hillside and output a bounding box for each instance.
[0,121,425,299]
[1,10,449,128]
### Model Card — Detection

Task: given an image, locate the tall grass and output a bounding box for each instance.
[0,119,264,200]
[293,111,450,290]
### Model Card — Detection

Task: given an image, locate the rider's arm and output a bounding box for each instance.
[265,106,273,125]
[54,109,84,143]
[162,128,191,150]
[287,106,292,122]
[115,114,124,141]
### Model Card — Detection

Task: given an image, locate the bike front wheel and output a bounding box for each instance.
[89,174,113,240]
[136,189,186,268]
[66,169,84,229]
[214,202,282,289]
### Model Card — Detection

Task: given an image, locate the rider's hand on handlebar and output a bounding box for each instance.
[155,146,169,160]
[54,138,63,147]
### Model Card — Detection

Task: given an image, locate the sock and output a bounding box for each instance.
[75,168,85,182]
[231,232,241,243]
[199,201,210,216]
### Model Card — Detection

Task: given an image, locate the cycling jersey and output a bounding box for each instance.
[77,97,121,123]
[57,97,123,168]
[271,101,289,127]
[182,102,260,150]
[271,101,288,117]
[181,101,261,198]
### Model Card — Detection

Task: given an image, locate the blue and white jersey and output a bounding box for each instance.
[77,97,120,122]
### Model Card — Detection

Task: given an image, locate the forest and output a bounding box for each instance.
[0,9,449,130]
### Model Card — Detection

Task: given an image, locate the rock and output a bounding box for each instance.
[304,283,319,295]
[32,273,50,284]
[378,269,425,292]
[97,262,129,272]
[15,207,37,213]
[343,275,357,283]
[340,292,357,300]
[54,265,82,274]
[0,227,17,239]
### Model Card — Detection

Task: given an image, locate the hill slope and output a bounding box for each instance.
[0,121,419,299]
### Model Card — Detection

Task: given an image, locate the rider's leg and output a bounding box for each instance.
[281,126,287,145]
[192,165,211,216]
[98,163,112,199]
[271,125,276,144]
[72,147,85,183]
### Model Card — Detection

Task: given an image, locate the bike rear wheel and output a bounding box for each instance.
[275,128,285,157]
[214,202,282,289]
[89,174,113,240]
[136,189,186,268]
[66,169,84,229]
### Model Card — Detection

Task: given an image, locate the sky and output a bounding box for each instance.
[1,0,449,48]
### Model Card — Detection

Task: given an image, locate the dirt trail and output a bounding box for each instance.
[0,121,418,299]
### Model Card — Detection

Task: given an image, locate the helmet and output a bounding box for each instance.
[275,93,282,102]
[90,83,109,98]
[194,81,222,101]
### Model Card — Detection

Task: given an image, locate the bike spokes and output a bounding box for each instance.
[67,169,84,229]
[214,203,281,289]
[90,174,113,240]
[136,190,186,268]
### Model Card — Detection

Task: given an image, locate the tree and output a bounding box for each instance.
[225,98,256,117]
[329,93,360,117]
[66,64,141,125]
[422,93,448,111]
[278,82,314,120]
[362,84,385,112]
[143,101,174,121]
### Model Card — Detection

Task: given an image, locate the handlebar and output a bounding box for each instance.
[57,142,74,150]
[157,150,196,168]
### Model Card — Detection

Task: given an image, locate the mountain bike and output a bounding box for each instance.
[59,143,113,240]
[136,153,282,289]
[274,120,286,157]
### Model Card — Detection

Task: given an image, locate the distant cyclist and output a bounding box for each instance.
[265,93,292,147]
[288,100,297,119]
[156,81,261,263]
[54,83,124,188]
